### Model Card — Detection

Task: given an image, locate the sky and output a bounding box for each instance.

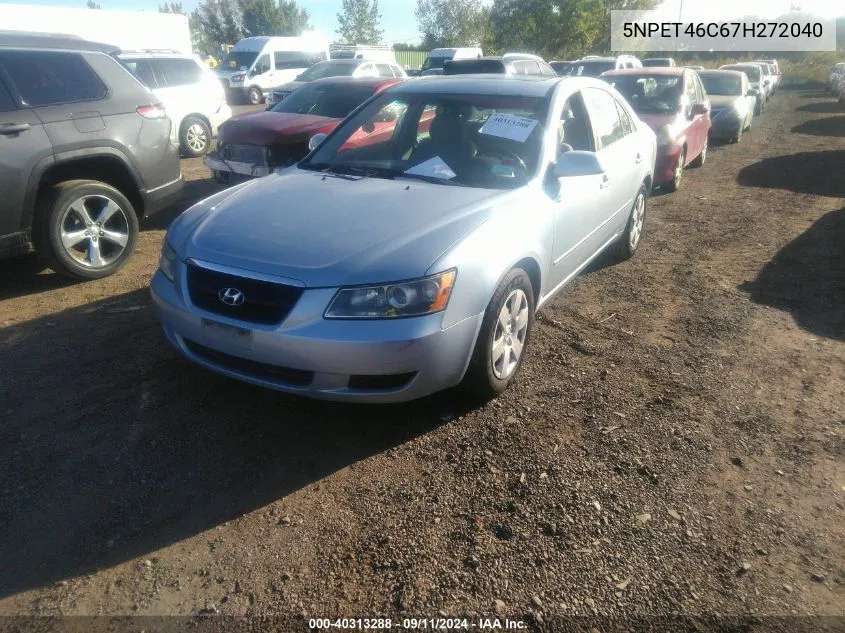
[0,0,841,46]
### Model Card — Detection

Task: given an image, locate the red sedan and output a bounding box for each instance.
[601,67,710,192]
[205,76,403,180]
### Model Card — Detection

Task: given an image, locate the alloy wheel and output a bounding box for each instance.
[491,288,530,380]
[629,192,646,251]
[59,195,130,269]
[185,123,209,153]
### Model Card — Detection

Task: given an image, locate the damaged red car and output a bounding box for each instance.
[205,76,404,181]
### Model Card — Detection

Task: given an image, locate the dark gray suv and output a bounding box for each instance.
[0,33,183,279]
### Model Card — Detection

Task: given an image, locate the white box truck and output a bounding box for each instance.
[0,3,191,53]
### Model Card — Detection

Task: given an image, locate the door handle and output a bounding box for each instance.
[600,175,611,189]
[0,123,31,135]
[635,153,643,164]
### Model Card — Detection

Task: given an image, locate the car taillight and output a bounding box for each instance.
[137,104,167,119]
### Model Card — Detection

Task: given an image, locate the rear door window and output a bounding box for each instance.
[121,58,159,88]
[375,63,393,77]
[0,50,106,106]
[153,58,203,87]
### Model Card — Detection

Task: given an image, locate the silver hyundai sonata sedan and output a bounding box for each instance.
[151,75,656,403]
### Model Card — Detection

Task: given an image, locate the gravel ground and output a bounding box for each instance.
[0,90,843,632]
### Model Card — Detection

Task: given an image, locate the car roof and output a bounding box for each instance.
[389,74,579,98]
[119,50,196,59]
[308,76,401,88]
[577,56,616,62]
[602,67,685,76]
[698,69,743,78]
[0,31,119,54]
[644,57,673,61]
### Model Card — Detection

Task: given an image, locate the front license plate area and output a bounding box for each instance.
[201,318,253,350]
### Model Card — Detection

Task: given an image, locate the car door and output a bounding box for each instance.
[691,71,711,142]
[148,58,203,138]
[249,53,272,90]
[545,89,608,287]
[0,65,53,239]
[680,71,702,163]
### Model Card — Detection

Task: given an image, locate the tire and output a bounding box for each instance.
[691,137,707,167]
[462,268,535,401]
[613,185,648,261]
[179,117,212,158]
[664,148,685,193]
[247,86,263,105]
[34,180,138,280]
[732,128,742,143]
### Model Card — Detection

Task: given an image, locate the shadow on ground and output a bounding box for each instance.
[0,289,477,598]
[791,116,845,138]
[796,101,845,114]
[741,207,845,341]
[737,151,845,198]
[143,177,229,231]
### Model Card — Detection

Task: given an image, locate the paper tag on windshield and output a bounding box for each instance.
[405,156,456,180]
[479,113,538,143]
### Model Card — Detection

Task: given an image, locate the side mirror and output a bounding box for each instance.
[308,133,327,152]
[690,102,709,116]
[553,150,604,178]
[747,88,758,97]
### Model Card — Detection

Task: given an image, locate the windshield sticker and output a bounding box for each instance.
[405,156,456,180]
[479,113,539,143]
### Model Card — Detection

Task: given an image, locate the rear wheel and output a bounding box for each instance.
[35,180,138,280]
[462,268,535,401]
[247,86,263,105]
[179,117,211,158]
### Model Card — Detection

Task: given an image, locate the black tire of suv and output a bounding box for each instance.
[461,268,535,402]
[34,180,139,281]
[179,117,212,158]
[247,86,263,105]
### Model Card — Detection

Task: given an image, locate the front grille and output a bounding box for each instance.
[348,373,417,391]
[184,339,313,387]
[186,263,303,325]
[219,143,267,164]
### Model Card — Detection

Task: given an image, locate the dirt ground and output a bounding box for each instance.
[0,89,843,631]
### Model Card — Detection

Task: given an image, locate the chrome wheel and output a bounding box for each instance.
[185,123,208,153]
[491,288,529,380]
[629,192,645,250]
[59,195,129,268]
[673,153,684,189]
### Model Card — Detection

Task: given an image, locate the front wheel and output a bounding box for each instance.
[462,268,535,401]
[664,148,685,193]
[614,185,648,261]
[691,138,707,167]
[247,86,263,105]
[34,180,138,280]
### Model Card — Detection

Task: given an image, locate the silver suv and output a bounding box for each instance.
[0,32,183,279]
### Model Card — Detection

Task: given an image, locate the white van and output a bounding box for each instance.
[330,44,396,63]
[420,47,482,73]
[215,35,330,105]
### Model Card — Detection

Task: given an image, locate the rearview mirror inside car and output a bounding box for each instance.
[308,133,328,152]
[553,150,604,178]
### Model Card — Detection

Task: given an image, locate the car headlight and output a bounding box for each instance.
[231,73,245,82]
[655,124,674,147]
[159,240,178,282]
[325,269,457,319]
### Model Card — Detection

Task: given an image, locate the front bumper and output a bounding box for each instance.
[709,116,744,139]
[654,144,683,186]
[150,266,483,403]
[204,153,270,178]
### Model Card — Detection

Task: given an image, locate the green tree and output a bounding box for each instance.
[277,0,310,35]
[336,0,383,44]
[86,0,101,8]
[159,1,184,13]
[240,0,310,36]
[415,0,488,49]
[488,0,658,60]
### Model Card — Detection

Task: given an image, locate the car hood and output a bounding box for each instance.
[708,95,742,108]
[272,81,305,94]
[635,111,678,131]
[219,112,340,146]
[173,168,503,287]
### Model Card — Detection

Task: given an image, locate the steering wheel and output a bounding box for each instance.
[482,146,529,179]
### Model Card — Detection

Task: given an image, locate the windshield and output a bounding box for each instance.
[302,92,549,190]
[222,51,258,71]
[571,61,615,77]
[298,61,357,81]
[421,56,448,71]
[271,83,376,118]
[643,59,671,67]
[724,65,760,82]
[604,75,682,114]
[699,73,742,96]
